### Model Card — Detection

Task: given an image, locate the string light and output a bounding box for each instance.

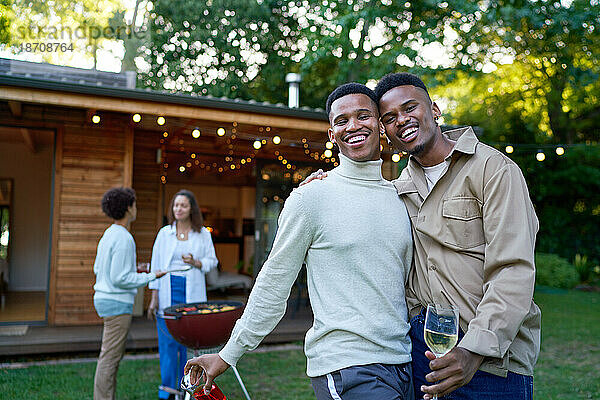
[91,114,100,124]
[157,116,165,125]
[536,151,546,162]
[323,149,333,158]
[217,127,226,136]
[392,153,401,162]
[163,131,169,138]
[325,141,334,149]
[253,140,262,150]
[179,166,186,172]
[273,136,281,144]
[499,143,588,157]
[191,129,201,138]
[132,113,141,123]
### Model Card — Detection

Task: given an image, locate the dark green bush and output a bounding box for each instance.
[535,253,580,289]
[514,146,600,264]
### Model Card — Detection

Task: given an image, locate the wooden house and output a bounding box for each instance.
[0,59,400,327]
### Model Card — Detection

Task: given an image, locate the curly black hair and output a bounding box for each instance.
[325,82,378,118]
[101,187,136,220]
[374,73,430,102]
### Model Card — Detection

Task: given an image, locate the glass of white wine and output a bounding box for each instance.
[424,304,459,400]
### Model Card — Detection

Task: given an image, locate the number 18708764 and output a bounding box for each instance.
[18,42,74,52]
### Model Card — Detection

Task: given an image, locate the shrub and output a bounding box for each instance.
[535,253,580,289]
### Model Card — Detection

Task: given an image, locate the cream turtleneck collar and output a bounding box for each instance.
[334,152,384,181]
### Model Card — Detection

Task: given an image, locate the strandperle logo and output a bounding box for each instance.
[16,23,148,44]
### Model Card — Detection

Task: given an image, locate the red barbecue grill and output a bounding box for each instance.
[160,300,252,400]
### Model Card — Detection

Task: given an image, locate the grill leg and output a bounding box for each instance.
[231,365,252,400]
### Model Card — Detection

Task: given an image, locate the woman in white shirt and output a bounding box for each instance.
[148,189,218,400]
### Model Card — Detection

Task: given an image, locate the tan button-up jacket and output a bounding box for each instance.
[393,127,541,377]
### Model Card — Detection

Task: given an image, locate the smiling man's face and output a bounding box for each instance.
[328,93,381,162]
[378,85,440,158]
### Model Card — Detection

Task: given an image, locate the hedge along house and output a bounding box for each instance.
[0,59,401,328]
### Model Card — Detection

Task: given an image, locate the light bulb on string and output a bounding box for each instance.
[253,140,262,150]
[273,136,281,145]
[556,146,565,156]
[323,149,333,158]
[391,153,401,162]
[505,145,514,154]
[92,114,100,124]
[191,129,201,138]
[157,116,165,125]
[217,127,226,136]
[536,151,545,162]
[132,113,141,123]
[325,141,334,149]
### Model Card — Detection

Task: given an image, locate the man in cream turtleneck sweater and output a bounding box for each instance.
[185,83,415,400]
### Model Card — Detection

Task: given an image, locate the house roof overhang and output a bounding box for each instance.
[0,75,329,133]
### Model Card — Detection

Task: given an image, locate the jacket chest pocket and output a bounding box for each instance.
[442,197,485,248]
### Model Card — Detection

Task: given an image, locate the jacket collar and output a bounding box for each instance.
[444,126,478,157]
[395,126,478,197]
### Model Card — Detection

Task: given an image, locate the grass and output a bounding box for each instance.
[0,290,598,399]
[533,289,600,399]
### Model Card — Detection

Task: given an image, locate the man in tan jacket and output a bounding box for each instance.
[376,73,540,400]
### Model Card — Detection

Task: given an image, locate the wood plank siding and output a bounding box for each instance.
[51,120,130,325]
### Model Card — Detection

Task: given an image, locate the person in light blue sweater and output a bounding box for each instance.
[93,187,166,400]
[184,84,415,400]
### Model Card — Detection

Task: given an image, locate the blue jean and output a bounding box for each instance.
[410,309,533,400]
[157,275,188,399]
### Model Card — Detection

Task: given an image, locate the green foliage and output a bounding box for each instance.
[509,146,600,264]
[139,0,600,142]
[140,0,455,107]
[4,0,125,67]
[535,253,580,289]
[437,0,600,144]
[0,0,13,44]
[573,254,600,284]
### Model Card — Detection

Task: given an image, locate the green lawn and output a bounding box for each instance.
[533,289,600,399]
[0,290,598,399]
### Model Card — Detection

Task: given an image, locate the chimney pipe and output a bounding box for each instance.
[285,73,302,108]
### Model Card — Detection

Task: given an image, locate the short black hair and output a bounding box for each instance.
[101,187,136,220]
[326,82,378,117]
[374,73,430,102]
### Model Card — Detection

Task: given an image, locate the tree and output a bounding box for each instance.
[2,0,125,69]
[140,0,300,102]
[437,0,600,144]
[515,145,600,264]
[140,0,454,107]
